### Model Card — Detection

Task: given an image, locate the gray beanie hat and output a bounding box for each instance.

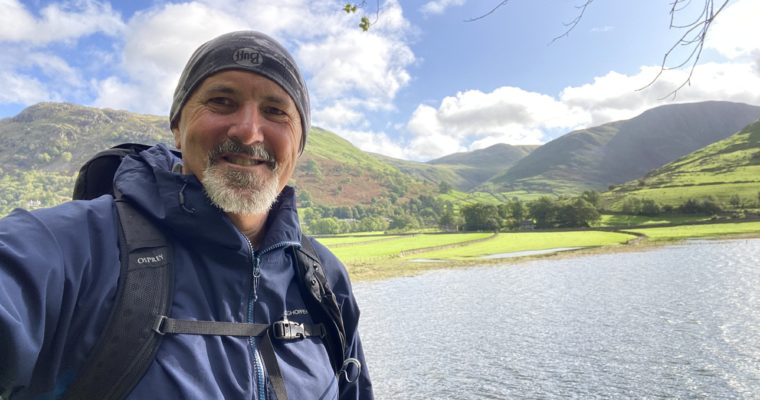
[170,30,310,153]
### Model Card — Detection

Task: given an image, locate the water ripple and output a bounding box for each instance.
[355,238,760,399]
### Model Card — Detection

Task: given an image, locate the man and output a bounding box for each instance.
[0,31,373,399]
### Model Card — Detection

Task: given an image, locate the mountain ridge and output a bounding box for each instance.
[2,100,760,216]
[490,101,760,194]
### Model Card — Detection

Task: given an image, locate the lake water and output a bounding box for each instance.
[354,238,760,399]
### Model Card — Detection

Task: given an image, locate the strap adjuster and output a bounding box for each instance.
[272,320,306,340]
[153,315,168,335]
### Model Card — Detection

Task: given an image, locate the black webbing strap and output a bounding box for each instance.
[152,315,326,400]
[64,199,173,400]
[293,238,347,373]
[152,316,326,339]
[260,332,287,400]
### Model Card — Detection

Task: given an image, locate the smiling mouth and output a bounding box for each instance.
[221,154,276,169]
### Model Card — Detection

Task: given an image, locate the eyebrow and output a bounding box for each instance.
[202,84,292,106]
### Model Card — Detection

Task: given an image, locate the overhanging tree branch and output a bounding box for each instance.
[346,0,734,93]
[548,0,595,45]
[464,0,511,23]
[639,0,732,98]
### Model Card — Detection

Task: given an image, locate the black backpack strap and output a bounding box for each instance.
[73,144,153,200]
[292,236,351,377]
[64,199,173,400]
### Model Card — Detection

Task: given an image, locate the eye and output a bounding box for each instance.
[264,106,288,117]
[207,97,234,107]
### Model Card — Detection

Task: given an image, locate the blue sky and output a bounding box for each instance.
[1,0,759,161]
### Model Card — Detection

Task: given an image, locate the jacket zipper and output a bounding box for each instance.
[244,236,301,400]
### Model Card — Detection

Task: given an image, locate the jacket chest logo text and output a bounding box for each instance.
[233,48,263,67]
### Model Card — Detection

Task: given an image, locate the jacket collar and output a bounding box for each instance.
[113,144,301,252]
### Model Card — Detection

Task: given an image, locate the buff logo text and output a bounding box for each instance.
[233,48,263,67]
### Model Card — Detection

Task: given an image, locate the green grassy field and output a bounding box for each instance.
[604,122,760,210]
[605,182,760,210]
[595,213,711,227]
[328,220,760,281]
[628,221,760,240]
[405,231,635,260]
[326,232,493,263]
[316,235,402,247]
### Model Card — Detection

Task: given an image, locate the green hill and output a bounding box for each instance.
[374,143,537,192]
[0,103,171,214]
[0,103,435,214]
[489,101,760,196]
[292,127,435,207]
[428,144,538,191]
[604,119,760,209]
[4,101,760,220]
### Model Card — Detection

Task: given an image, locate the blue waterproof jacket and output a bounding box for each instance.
[0,145,372,399]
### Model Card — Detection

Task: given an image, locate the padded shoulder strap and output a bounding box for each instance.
[73,143,153,200]
[293,236,347,374]
[64,199,173,400]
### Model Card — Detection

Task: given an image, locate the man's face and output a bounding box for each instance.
[172,70,302,215]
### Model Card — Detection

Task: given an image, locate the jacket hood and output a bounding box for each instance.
[112,144,301,251]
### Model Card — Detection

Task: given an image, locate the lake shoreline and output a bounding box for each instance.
[346,230,760,282]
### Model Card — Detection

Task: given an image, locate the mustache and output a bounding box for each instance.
[208,141,276,169]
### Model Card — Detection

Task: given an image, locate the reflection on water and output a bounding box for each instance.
[354,239,760,399]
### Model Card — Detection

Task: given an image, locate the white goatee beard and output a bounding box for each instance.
[201,142,281,215]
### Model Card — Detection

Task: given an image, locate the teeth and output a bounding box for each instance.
[225,156,263,166]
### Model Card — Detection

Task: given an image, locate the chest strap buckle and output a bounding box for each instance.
[272,319,326,340]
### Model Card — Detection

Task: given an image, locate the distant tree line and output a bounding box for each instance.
[301,185,760,235]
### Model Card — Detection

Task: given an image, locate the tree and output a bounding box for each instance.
[581,190,601,209]
[528,196,558,229]
[622,197,642,215]
[553,198,600,228]
[502,197,526,230]
[639,199,662,216]
[308,217,341,235]
[388,213,419,231]
[461,203,501,231]
[357,216,388,232]
[438,181,452,194]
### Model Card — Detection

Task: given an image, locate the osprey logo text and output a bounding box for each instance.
[137,253,165,265]
[233,48,263,67]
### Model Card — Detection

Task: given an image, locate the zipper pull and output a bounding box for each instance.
[252,255,261,302]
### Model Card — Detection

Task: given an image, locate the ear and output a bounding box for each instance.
[171,126,182,149]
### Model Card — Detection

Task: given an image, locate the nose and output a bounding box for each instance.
[227,103,265,145]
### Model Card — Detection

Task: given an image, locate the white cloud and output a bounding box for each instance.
[0,46,85,105]
[420,0,466,16]
[313,103,365,129]
[0,71,55,104]
[92,2,249,114]
[705,0,760,59]
[85,0,416,129]
[402,58,760,161]
[560,63,760,126]
[0,0,124,44]
[337,129,408,159]
[408,132,467,161]
[404,86,590,159]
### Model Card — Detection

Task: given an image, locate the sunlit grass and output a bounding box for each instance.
[595,214,711,227]
[408,231,635,260]
[628,221,760,240]
[316,235,401,247]
[325,233,493,263]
